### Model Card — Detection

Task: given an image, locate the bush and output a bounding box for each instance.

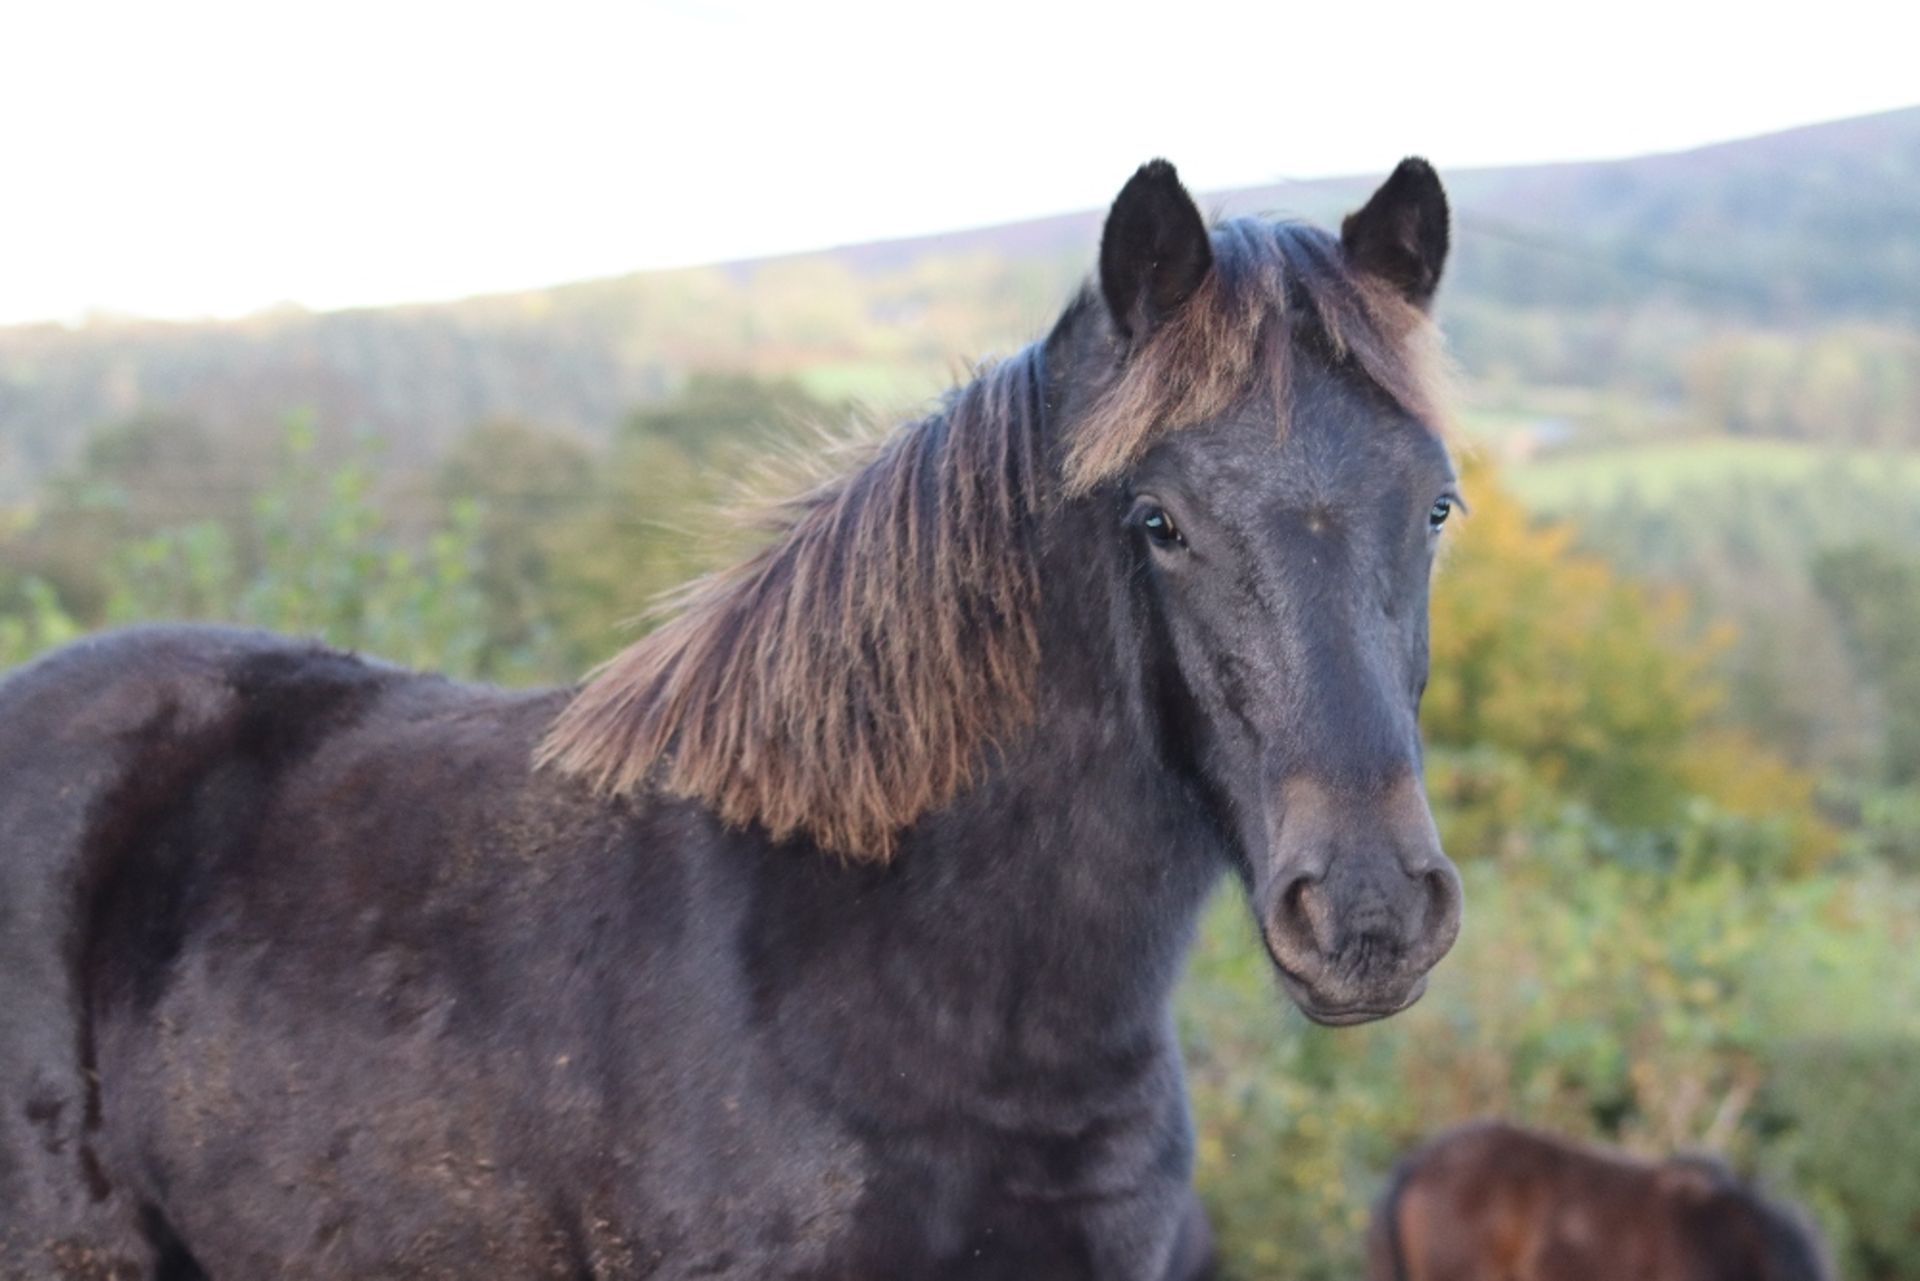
[1178,823,1920,1280]
[0,578,82,671]
[1763,1039,1920,1279]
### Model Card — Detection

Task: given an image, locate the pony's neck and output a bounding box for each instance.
[917,705,1223,1049]
[899,367,1225,1060]
[730,406,1224,1117]
[871,495,1223,1073]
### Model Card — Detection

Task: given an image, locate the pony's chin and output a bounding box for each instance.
[1277,971,1429,1027]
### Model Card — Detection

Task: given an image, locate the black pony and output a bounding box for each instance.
[0,158,1462,1279]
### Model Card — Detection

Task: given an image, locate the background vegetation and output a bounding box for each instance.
[3,107,1917,1277]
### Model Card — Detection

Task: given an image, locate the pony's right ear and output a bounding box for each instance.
[1656,1158,1732,1202]
[1099,160,1213,344]
[1342,157,1450,310]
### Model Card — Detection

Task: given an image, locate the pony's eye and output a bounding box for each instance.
[1140,506,1185,548]
[1428,498,1453,532]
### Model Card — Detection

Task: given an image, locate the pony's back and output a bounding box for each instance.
[1368,1122,1586,1281]
[1367,1121,1829,1281]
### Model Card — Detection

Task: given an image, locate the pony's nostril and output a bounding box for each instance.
[1270,873,1336,963]
[1417,863,1464,958]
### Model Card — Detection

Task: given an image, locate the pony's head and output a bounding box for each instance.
[542,158,1464,1024]
[1657,1158,1834,1281]
[1042,159,1463,1023]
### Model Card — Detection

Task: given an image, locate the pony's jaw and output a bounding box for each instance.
[1275,969,1430,1027]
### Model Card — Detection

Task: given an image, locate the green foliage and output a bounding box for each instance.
[0,418,498,681]
[0,578,82,670]
[0,377,853,686]
[1763,1039,1920,1275]
[1427,459,1831,860]
[1852,784,1920,874]
[1685,327,1920,446]
[1506,439,1920,513]
[623,371,847,456]
[514,373,851,673]
[1,410,265,618]
[1815,543,1920,785]
[1516,451,1920,780]
[432,419,599,678]
[1180,819,1920,1280]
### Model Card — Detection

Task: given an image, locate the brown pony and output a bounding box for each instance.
[1368,1121,1832,1281]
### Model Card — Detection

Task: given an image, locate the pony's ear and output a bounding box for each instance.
[1100,160,1213,343]
[1342,157,1450,310]
[1656,1157,1733,1203]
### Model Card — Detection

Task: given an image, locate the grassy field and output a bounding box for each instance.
[1504,438,1920,511]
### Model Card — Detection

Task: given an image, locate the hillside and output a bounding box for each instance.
[808,104,1920,324]
[2,105,1917,498]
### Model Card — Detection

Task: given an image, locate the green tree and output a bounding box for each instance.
[102,420,493,678]
[435,419,599,680]
[1815,543,1920,784]
[1,411,261,618]
[1425,458,1826,844]
[622,371,845,457]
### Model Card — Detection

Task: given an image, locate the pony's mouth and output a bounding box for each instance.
[1275,969,1429,1027]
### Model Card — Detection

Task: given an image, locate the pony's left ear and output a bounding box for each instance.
[1100,159,1213,343]
[1342,157,1450,310]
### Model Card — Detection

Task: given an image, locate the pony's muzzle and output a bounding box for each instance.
[1257,774,1462,1026]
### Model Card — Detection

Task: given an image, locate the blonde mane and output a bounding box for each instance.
[537,220,1448,859]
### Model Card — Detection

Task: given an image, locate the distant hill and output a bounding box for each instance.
[821,105,1920,322]
[2,105,1916,498]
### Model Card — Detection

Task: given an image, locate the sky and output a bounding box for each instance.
[3,0,1915,326]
